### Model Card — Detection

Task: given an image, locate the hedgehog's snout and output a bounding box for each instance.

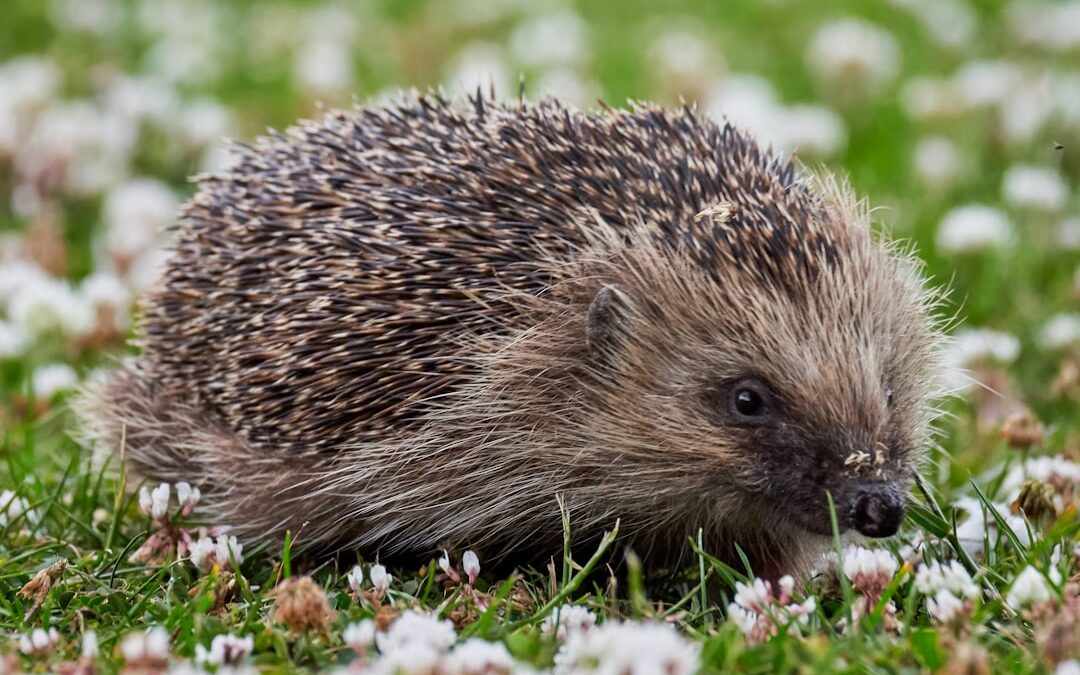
[848,483,905,538]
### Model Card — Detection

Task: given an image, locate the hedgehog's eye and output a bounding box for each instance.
[885,387,895,407]
[729,378,772,421]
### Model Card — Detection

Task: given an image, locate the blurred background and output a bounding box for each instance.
[0,0,1078,490]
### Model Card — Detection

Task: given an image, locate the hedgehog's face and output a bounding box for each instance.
[581,224,942,545]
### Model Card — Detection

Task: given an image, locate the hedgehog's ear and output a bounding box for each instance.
[586,285,633,358]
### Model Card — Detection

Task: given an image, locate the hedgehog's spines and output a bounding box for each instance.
[78,94,943,574]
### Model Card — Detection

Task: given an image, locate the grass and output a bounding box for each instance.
[2,0,1080,672]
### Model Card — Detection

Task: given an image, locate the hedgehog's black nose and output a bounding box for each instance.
[851,486,905,538]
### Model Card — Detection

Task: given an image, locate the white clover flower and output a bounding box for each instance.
[936,204,1014,254]
[805,19,901,95]
[953,497,1032,559]
[82,630,98,660]
[943,328,1021,373]
[446,42,512,96]
[0,320,26,358]
[18,627,60,655]
[7,274,95,338]
[733,578,772,611]
[342,619,375,654]
[195,633,253,667]
[375,610,456,655]
[888,0,976,50]
[954,60,1022,108]
[705,75,845,157]
[369,563,391,596]
[1058,660,1080,675]
[0,259,49,305]
[80,272,132,332]
[554,620,699,675]
[508,9,589,68]
[142,483,170,519]
[914,560,978,599]
[779,105,847,157]
[647,29,724,91]
[347,564,365,593]
[438,549,452,574]
[842,546,899,586]
[727,575,816,643]
[0,489,32,528]
[534,68,599,109]
[294,40,354,98]
[376,644,444,674]
[214,534,243,567]
[541,604,598,642]
[444,638,516,675]
[102,73,178,127]
[119,627,170,663]
[31,364,78,400]
[175,481,200,509]
[1060,218,1080,250]
[1039,314,1080,351]
[1000,456,1080,499]
[927,588,966,624]
[102,179,178,260]
[1006,0,1080,52]
[17,100,136,197]
[189,535,217,571]
[912,136,961,188]
[1006,566,1055,608]
[176,97,233,151]
[1002,165,1069,212]
[462,549,480,584]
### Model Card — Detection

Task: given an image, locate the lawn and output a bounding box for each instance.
[2,0,1080,672]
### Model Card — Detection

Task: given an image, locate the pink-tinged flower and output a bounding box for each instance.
[438,550,460,583]
[119,627,170,669]
[138,483,171,520]
[842,546,898,604]
[342,620,375,656]
[194,633,253,667]
[18,627,60,656]
[541,604,598,642]
[726,575,817,644]
[175,481,200,515]
[462,550,480,585]
[347,564,364,594]
[370,563,391,599]
[188,534,243,571]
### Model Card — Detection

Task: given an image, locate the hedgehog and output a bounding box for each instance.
[78,93,944,578]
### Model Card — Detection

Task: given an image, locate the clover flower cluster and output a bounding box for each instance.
[915,560,980,627]
[726,576,817,644]
[129,480,243,573]
[347,562,393,604]
[841,546,902,631]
